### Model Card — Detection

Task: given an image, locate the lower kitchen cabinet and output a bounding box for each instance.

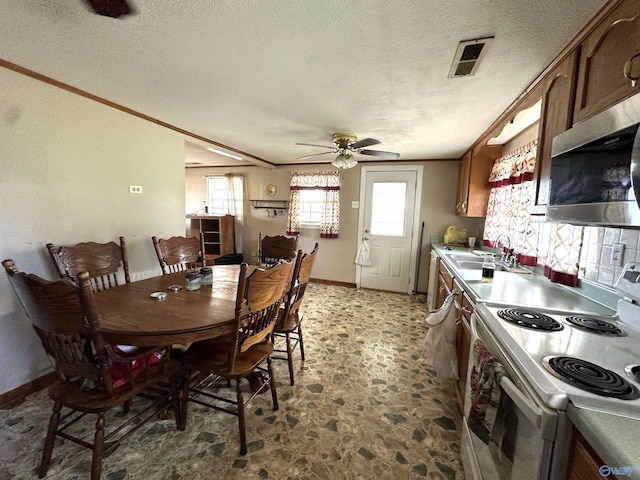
[566,427,613,480]
[435,257,453,309]
[433,258,476,410]
[456,291,473,408]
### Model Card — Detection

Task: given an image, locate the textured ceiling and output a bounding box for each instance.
[0,0,608,167]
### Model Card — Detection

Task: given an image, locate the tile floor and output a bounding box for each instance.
[0,284,464,479]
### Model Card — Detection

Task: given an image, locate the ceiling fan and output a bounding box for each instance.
[296,133,400,169]
[84,0,135,18]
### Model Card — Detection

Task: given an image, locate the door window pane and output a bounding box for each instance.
[370,182,406,236]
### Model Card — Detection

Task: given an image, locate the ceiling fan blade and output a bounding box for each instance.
[84,0,134,18]
[358,149,400,160]
[350,138,381,149]
[295,142,337,149]
[296,152,334,160]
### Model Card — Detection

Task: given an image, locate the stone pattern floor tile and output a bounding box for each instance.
[0,284,464,479]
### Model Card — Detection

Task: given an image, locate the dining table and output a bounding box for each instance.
[97,264,258,347]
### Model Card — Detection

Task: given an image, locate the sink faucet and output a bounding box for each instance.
[494,233,518,268]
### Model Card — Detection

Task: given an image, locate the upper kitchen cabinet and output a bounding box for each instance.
[456,144,502,217]
[573,0,640,123]
[531,51,579,214]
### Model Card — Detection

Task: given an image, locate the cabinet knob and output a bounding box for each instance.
[623,52,640,88]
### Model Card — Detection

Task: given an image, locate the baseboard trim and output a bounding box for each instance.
[310,278,356,288]
[0,371,57,409]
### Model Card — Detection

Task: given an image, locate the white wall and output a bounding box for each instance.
[0,68,186,395]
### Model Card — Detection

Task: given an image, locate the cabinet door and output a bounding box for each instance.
[532,51,578,214]
[574,0,640,123]
[566,428,609,480]
[455,283,473,408]
[457,145,502,217]
[456,152,471,214]
[435,261,454,308]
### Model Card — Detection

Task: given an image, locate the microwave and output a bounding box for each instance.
[548,93,640,227]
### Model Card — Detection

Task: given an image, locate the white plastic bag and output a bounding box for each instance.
[354,239,371,266]
[424,293,459,379]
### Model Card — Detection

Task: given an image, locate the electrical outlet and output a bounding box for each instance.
[129,185,143,194]
[611,243,625,267]
[352,201,359,208]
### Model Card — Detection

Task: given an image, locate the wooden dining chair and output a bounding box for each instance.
[257,232,298,267]
[272,243,319,385]
[180,260,293,455]
[46,236,130,291]
[2,259,184,480]
[152,235,203,274]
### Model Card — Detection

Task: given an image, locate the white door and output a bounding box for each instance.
[357,166,423,293]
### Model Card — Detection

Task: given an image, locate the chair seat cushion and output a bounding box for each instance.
[110,346,164,388]
[48,357,182,413]
[182,337,274,378]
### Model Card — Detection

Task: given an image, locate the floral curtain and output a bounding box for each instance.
[482,140,584,286]
[542,223,583,287]
[483,140,538,265]
[287,171,340,238]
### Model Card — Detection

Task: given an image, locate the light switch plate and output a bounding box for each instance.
[611,243,625,267]
[129,185,143,194]
[352,201,359,208]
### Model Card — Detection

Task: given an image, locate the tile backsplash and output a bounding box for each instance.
[580,227,640,287]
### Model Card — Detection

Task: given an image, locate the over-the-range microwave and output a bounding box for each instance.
[548,92,640,228]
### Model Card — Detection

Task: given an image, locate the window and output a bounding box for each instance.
[206,175,231,215]
[298,189,325,226]
[370,181,407,236]
[287,171,340,238]
[205,174,245,252]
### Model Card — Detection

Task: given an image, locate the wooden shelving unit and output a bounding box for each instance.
[186,215,235,263]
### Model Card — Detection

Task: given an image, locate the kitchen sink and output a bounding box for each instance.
[446,254,485,262]
[454,259,530,274]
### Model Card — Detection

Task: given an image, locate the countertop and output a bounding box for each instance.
[432,244,640,474]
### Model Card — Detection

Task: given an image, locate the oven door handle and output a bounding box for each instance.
[499,375,543,428]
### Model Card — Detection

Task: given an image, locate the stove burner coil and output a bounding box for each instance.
[497,308,563,331]
[565,316,626,336]
[546,356,640,400]
[625,365,640,383]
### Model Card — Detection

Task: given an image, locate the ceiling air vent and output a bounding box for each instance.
[448,36,494,78]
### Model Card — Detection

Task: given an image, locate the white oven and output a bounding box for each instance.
[461,313,571,480]
[461,262,640,480]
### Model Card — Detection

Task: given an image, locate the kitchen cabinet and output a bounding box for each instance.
[573,0,640,124]
[566,427,613,480]
[186,215,236,263]
[434,260,474,408]
[455,152,471,215]
[532,51,578,214]
[456,144,502,217]
[454,279,473,408]
[435,258,453,309]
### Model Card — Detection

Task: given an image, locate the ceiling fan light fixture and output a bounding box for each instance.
[332,152,357,169]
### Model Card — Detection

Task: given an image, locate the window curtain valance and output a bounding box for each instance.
[289,171,341,190]
[287,171,340,238]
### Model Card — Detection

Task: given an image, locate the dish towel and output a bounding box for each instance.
[354,238,371,266]
[424,293,458,379]
[467,340,508,445]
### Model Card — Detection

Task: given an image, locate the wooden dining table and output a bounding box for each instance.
[97,264,257,347]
